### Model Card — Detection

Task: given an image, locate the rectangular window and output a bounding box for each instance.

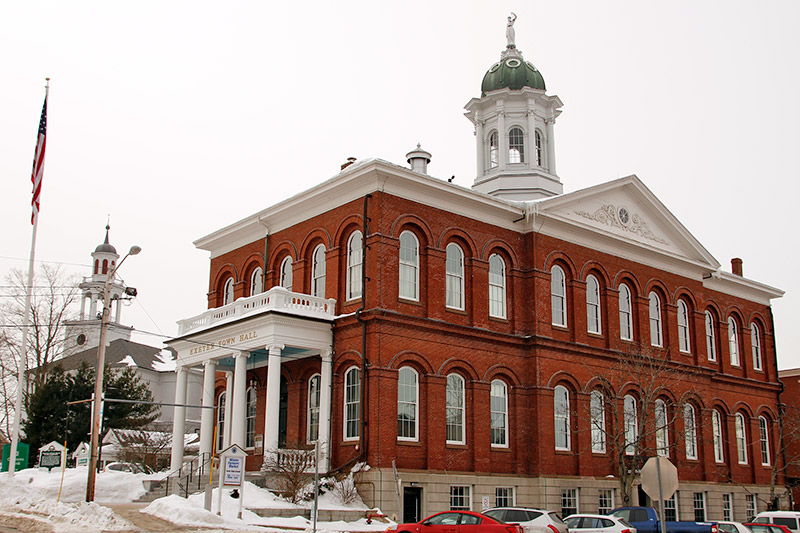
[561,488,578,517]
[746,494,756,521]
[722,493,732,521]
[450,486,471,511]
[664,493,677,522]
[693,492,706,522]
[598,489,614,515]
[496,487,514,508]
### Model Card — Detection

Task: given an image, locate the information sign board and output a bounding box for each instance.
[40,450,62,470]
[223,456,243,486]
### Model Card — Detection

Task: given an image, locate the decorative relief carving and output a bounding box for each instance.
[574,204,669,245]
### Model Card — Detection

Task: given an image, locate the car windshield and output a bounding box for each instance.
[774,519,798,530]
[484,511,505,522]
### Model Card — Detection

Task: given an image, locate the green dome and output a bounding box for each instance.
[481,56,546,96]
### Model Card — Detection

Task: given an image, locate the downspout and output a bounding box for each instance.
[356,194,372,463]
[770,306,789,510]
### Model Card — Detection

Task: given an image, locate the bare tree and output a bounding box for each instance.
[261,443,315,503]
[765,403,800,510]
[0,264,79,433]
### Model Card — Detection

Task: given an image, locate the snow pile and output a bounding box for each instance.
[6,466,152,503]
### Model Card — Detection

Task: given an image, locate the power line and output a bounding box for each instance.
[0,255,91,268]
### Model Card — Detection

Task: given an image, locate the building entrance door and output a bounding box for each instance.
[403,487,422,524]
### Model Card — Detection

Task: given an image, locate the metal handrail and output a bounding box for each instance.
[163,452,214,497]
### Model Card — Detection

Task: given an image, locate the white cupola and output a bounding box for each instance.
[464,16,563,201]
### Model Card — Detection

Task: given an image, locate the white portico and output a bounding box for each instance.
[166,286,335,473]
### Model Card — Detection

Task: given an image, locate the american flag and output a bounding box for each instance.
[30,89,48,224]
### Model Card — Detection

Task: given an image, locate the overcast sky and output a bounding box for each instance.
[2,1,799,369]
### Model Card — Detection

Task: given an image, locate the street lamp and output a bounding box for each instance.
[86,245,141,502]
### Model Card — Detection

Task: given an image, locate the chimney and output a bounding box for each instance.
[341,157,357,171]
[731,258,743,276]
[406,143,432,175]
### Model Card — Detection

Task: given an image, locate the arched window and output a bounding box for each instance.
[308,374,321,442]
[488,254,506,319]
[446,243,465,310]
[655,399,669,457]
[759,416,771,466]
[245,386,257,448]
[624,395,638,455]
[280,257,293,290]
[590,390,606,453]
[344,367,360,440]
[735,413,748,464]
[649,292,663,347]
[619,284,633,341]
[554,385,570,451]
[489,131,499,169]
[311,245,326,298]
[684,404,698,460]
[586,275,601,334]
[397,367,419,440]
[534,130,543,166]
[678,300,690,353]
[102,259,109,274]
[399,231,419,301]
[728,317,740,366]
[250,267,263,296]
[347,231,363,301]
[223,277,235,306]
[446,374,465,444]
[508,127,524,163]
[751,323,762,371]
[712,409,724,463]
[94,260,99,274]
[705,311,717,361]
[216,391,226,452]
[490,379,508,447]
[551,265,567,327]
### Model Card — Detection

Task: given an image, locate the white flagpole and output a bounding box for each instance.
[8,78,48,477]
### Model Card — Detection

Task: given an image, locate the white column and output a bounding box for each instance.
[199,359,217,459]
[89,294,98,318]
[114,297,122,323]
[546,118,556,175]
[475,121,485,178]
[169,365,189,474]
[497,107,507,170]
[318,350,333,473]
[79,293,86,320]
[527,109,537,167]
[229,351,249,449]
[223,370,233,450]
[264,344,284,462]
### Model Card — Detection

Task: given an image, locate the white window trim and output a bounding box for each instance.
[655,399,669,457]
[735,412,748,464]
[590,390,606,453]
[398,231,419,301]
[307,374,321,444]
[693,492,706,522]
[759,416,771,466]
[751,323,763,371]
[554,385,571,451]
[445,243,465,311]
[649,291,663,347]
[706,311,717,362]
[446,373,466,445]
[684,404,698,460]
[346,231,363,301]
[508,126,525,164]
[488,130,499,169]
[598,489,615,515]
[729,317,740,366]
[250,267,263,296]
[344,366,360,441]
[397,366,419,441]
[624,395,638,456]
[495,486,515,507]
[488,254,507,319]
[678,300,691,353]
[619,284,633,341]
[450,485,472,511]
[561,488,579,516]
[217,391,226,452]
[245,386,257,449]
[311,244,326,298]
[551,265,567,327]
[586,275,602,334]
[712,409,724,463]
[280,256,293,291]
[223,277,235,306]
[490,379,509,448]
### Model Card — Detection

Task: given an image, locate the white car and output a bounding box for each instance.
[752,512,800,533]
[484,508,569,533]
[564,514,636,533]
[716,521,751,533]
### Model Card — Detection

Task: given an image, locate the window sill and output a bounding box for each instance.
[398,439,422,446]
[446,306,467,316]
[446,442,468,449]
[552,324,569,332]
[489,315,509,324]
[588,330,603,338]
[398,297,421,306]
[341,439,359,446]
[490,445,511,453]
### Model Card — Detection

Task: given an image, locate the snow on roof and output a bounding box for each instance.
[151,349,176,372]
[119,355,137,367]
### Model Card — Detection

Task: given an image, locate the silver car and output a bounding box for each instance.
[484,508,569,533]
[564,514,636,533]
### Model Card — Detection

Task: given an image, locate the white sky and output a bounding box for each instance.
[2,1,799,368]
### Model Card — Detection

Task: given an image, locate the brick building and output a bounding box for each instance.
[167,26,785,521]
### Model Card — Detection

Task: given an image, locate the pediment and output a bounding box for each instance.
[536,175,720,272]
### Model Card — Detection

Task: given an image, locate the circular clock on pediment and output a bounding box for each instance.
[618,206,630,226]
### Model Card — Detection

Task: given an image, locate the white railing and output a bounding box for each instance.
[177,286,336,335]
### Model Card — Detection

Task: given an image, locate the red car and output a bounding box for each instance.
[388,511,526,533]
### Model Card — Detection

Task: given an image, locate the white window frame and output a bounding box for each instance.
[735,412,748,464]
[590,389,606,453]
[655,399,669,457]
[250,267,263,296]
[751,323,762,371]
[490,379,508,447]
[446,373,465,445]
[624,395,638,456]
[729,317,740,366]
[445,243,465,310]
[746,494,756,519]
[307,374,321,443]
[450,485,471,511]
[693,492,706,522]
[598,489,614,515]
[311,244,326,298]
[723,493,733,521]
[344,366,360,441]
[223,277,235,306]
[678,300,690,353]
[496,486,515,507]
[346,231,363,301]
[664,493,678,522]
[586,275,602,334]
[684,403,698,460]
[508,127,525,163]
[561,488,578,517]
[712,409,724,463]
[216,391,226,452]
[398,231,419,301]
[489,130,499,169]
[534,129,543,166]
[619,284,633,341]
[554,385,571,451]
[280,256,293,291]
[706,311,717,361]
[488,254,507,319]
[551,265,567,327]
[759,416,771,466]
[649,292,663,347]
[245,386,257,448]
[397,366,419,441]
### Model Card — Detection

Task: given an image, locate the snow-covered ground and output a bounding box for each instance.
[0,466,396,532]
